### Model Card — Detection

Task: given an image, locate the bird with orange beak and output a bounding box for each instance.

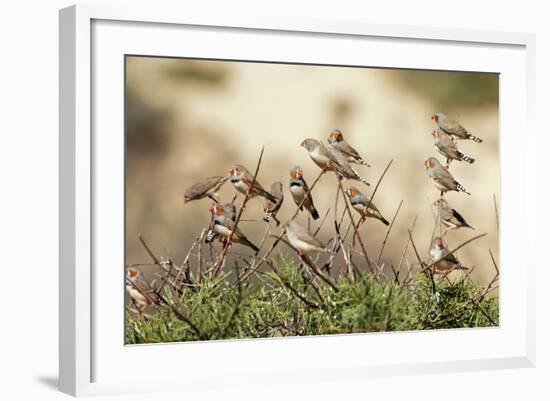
[431,129,475,166]
[431,112,483,143]
[428,237,468,274]
[183,176,228,204]
[300,138,370,185]
[206,202,236,243]
[228,164,278,203]
[126,267,163,314]
[328,129,371,167]
[424,157,471,197]
[289,166,319,220]
[207,203,259,253]
[345,186,389,225]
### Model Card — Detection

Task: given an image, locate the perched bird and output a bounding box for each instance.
[206,202,236,243]
[432,129,475,166]
[183,176,228,204]
[284,220,331,256]
[424,157,471,196]
[432,112,483,143]
[328,129,371,167]
[125,268,163,313]
[432,199,474,232]
[428,237,467,274]
[263,181,284,223]
[228,164,278,203]
[300,138,370,185]
[289,166,320,220]
[345,187,389,225]
[207,204,259,252]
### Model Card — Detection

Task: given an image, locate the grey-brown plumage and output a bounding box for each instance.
[208,204,259,252]
[263,181,284,223]
[432,112,483,143]
[345,187,389,225]
[328,129,371,167]
[228,164,278,203]
[428,237,467,274]
[432,129,475,165]
[432,199,474,231]
[126,268,163,311]
[289,166,319,220]
[206,202,236,243]
[424,157,471,195]
[299,138,370,185]
[183,176,228,204]
[284,220,331,256]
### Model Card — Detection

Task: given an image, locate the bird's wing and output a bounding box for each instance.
[336,141,363,160]
[441,118,468,136]
[326,144,357,177]
[451,209,468,226]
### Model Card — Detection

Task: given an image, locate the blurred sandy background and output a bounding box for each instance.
[125,56,499,284]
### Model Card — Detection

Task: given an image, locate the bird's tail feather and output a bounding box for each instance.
[351,166,370,186]
[311,207,320,220]
[459,153,475,164]
[467,132,483,143]
[456,183,471,195]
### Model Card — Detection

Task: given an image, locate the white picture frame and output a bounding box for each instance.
[59,4,536,397]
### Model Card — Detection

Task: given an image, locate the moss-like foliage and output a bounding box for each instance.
[126,258,498,344]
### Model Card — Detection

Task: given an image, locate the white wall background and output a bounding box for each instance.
[0,0,547,399]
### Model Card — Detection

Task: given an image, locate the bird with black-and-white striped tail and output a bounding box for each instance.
[432,129,475,167]
[424,157,470,197]
[432,112,483,143]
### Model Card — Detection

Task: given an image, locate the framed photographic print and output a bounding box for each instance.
[59,4,535,396]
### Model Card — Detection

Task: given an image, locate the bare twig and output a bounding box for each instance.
[336,176,372,272]
[377,199,403,265]
[493,194,499,232]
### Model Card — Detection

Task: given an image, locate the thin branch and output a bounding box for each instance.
[377,199,403,265]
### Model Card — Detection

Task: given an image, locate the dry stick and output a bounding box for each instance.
[175,232,202,287]
[352,159,394,245]
[136,235,205,339]
[489,249,500,276]
[313,207,331,237]
[138,234,160,265]
[493,194,500,232]
[276,237,338,291]
[212,147,265,277]
[397,216,417,272]
[334,220,354,282]
[236,169,326,284]
[376,199,403,265]
[406,229,436,293]
[336,176,372,272]
[220,263,244,337]
[265,259,320,309]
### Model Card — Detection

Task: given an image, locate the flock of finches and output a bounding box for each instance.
[426,112,482,273]
[126,112,484,313]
